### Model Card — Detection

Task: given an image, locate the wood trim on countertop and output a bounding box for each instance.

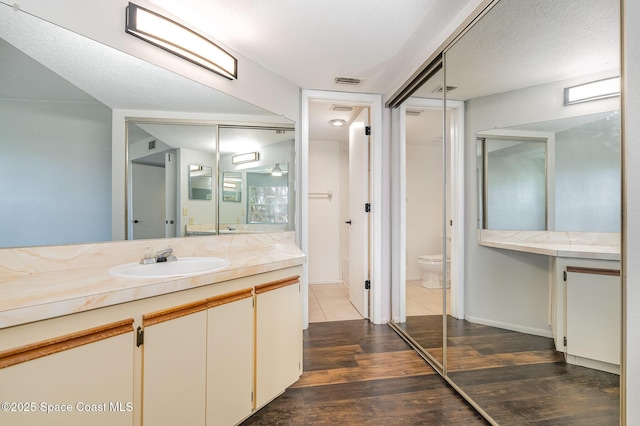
[143,299,209,327]
[254,276,300,295]
[566,266,621,277]
[207,288,253,309]
[0,318,134,369]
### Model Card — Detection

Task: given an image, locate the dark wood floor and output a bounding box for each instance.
[399,315,620,425]
[241,319,487,425]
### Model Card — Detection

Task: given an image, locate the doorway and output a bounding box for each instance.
[307,102,369,323]
[301,90,384,328]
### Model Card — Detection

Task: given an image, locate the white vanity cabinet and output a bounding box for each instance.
[206,289,254,426]
[255,277,302,408]
[552,257,621,373]
[0,265,303,426]
[141,287,256,426]
[0,319,135,426]
[141,301,209,425]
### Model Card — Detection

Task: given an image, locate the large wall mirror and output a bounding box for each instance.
[0,3,295,249]
[393,0,621,424]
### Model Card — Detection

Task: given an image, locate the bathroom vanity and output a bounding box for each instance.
[0,232,305,426]
[478,230,621,373]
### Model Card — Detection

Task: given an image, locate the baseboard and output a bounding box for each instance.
[464,314,553,338]
[309,280,344,285]
[565,354,620,375]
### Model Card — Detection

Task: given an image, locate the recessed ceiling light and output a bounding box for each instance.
[329,119,347,127]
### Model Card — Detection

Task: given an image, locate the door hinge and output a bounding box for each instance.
[563,336,567,347]
[251,391,254,402]
[365,280,371,290]
[365,126,371,136]
[365,203,371,213]
[136,326,144,347]
[563,271,567,281]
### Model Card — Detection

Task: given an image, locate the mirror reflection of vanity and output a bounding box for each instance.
[392,0,622,424]
[0,4,295,249]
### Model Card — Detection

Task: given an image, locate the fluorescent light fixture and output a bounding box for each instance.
[223,182,237,189]
[564,77,620,105]
[329,119,346,127]
[271,164,283,177]
[125,3,237,79]
[232,152,259,164]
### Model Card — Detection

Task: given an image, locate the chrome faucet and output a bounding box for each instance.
[155,248,177,262]
[139,247,177,264]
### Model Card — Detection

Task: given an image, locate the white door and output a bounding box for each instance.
[348,108,370,318]
[131,163,166,239]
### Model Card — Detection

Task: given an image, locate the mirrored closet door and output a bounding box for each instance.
[391,0,622,424]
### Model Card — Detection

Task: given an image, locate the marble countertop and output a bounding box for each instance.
[0,232,305,329]
[478,230,620,261]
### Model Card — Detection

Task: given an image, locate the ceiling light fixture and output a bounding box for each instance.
[125,3,237,80]
[232,152,259,164]
[329,119,346,127]
[271,163,283,177]
[564,76,620,105]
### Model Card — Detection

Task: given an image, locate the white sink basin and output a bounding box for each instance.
[108,257,230,279]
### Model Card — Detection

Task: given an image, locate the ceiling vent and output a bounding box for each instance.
[406,110,421,116]
[334,77,362,86]
[331,105,354,112]
[433,85,458,93]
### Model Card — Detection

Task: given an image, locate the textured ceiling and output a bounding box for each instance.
[148,0,475,94]
[0,0,620,143]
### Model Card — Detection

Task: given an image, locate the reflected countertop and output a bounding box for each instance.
[478,230,620,261]
[0,232,305,330]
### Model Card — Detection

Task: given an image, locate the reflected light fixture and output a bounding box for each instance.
[271,164,283,177]
[232,152,259,165]
[564,76,619,105]
[329,119,346,127]
[125,3,237,80]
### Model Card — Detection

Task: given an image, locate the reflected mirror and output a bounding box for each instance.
[478,135,547,230]
[189,165,213,200]
[0,3,295,248]
[478,110,621,232]
[222,172,242,203]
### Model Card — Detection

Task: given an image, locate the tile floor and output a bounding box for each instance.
[405,279,450,316]
[308,281,450,323]
[308,283,363,323]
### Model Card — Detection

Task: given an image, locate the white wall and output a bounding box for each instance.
[12,0,300,123]
[0,99,112,248]
[308,139,342,284]
[555,124,621,232]
[406,143,444,279]
[465,75,619,336]
[623,0,640,422]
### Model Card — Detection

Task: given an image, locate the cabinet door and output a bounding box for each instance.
[255,276,301,408]
[0,319,134,426]
[206,289,254,426]
[566,266,621,365]
[142,301,208,425]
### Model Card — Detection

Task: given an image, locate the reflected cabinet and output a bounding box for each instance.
[391,0,622,424]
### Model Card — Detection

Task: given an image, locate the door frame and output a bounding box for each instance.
[392,98,465,323]
[301,90,384,327]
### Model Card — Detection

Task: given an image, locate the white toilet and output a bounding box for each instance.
[417,254,450,289]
